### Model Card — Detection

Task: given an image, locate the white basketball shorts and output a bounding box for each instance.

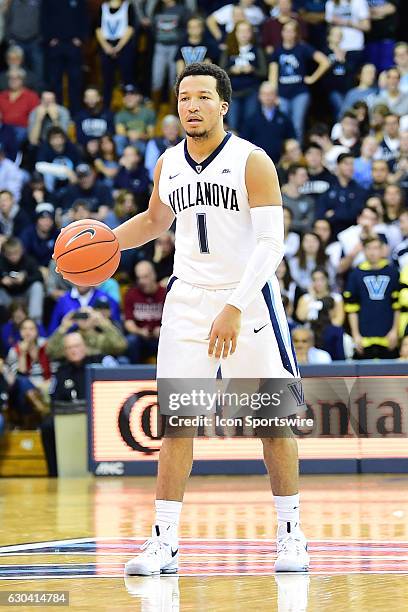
[157,276,299,379]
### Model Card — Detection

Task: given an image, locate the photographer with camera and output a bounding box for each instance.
[46,299,127,361]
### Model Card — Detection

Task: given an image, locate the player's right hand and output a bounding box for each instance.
[208,305,241,360]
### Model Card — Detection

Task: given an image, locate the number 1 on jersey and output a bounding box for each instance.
[196,213,210,254]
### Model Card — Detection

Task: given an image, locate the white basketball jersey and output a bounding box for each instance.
[159,133,261,289]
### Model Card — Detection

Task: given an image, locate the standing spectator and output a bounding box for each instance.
[220,20,267,132]
[36,127,82,193]
[269,20,330,142]
[114,84,156,156]
[0,237,44,322]
[261,0,307,55]
[325,0,370,71]
[0,190,29,238]
[20,203,58,272]
[28,90,71,147]
[244,81,295,163]
[96,0,136,108]
[41,0,89,114]
[315,152,367,236]
[150,0,188,112]
[113,145,150,209]
[0,145,24,201]
[5,0,43,87]
[298,0,328,49]
[366,0,398,72]
[0,45,38,91]
[281,164,315,233]
[74,87,114,149]
[321,27,353,120]
[289,231,335,290]
[144,114,181,180]
[344,235,400,358]
[48,284,120,334]
[394,42,408,94]
[372,67,408,116]
[353,135,381,189]
[124,260,166,363]
[340,62,378,114]
[206,0,264,44]
[302,143,334,204]
[175,15,219,74]
[0,67,39,144]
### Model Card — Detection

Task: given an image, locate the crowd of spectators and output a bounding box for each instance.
[0,0,408,450]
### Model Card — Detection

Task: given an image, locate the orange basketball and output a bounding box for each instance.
[53,219,121,286]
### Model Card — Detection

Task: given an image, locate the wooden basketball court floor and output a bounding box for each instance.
[0,474,407,611]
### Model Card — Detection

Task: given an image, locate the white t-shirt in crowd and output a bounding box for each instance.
[212,3,265,33]
[325,0,370,52]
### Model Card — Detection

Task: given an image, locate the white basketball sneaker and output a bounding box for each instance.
[125,525,179,576]
[275,523,309,572]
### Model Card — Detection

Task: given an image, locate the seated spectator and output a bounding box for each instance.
[307,122,349,173]
[296,267,344,326]
[28,90,71,147]
[398,335,408,361]
[371,67,408,116]
[378,112,400,162]
[46,259,70,303]
[322,26,353,120]
[344,235,400,359]
[0,190,30,239]
[145,115,182,181]
[290,230,336,290]
[261,0,307,55]
[366,0,398,73]
[281,164,314,234]
[41,332,113,476]
[309,295,347,360]
[114,84,156,156]
[113,145,150,211]
[46,304,127,361]
[153,231,175,285]
[0,237,44,322]
[60,199,92,228]
[391,210,408,269]
[124,260,166,363]
[399,263,408,337]
[74,87,114,149]
[292,326,332,364]
[269,19,330,143]
[340,63,378,116]
[0,144,25,201]
[383,184,405,227]
[93,135,120,189]
[302,143,334,204]
[20,203,58,274]
[6,317,50,428]
[394,42,408,94]
[0,113,18,161]
[315,153,367,237]
[276,257,302,322]
[0,357,10,437]
[370,102,390,141]
[0,300,45,354]
[243,81,295,164]
[19,170,53,222]
[390,130,408,191]
[330,110,361,156]
[312,217,343,270]
[0,67,39,144]
[105,190,138,229]
[276,137,303,184]
[57,163,113,220]
[49,284,120,334]
[0,45,39,91]
[220,20,267,132]
[325,0,370,71]
[351,99,370,136]
[175,15,219,74]
[36,126,81,192]
[337,205,388,275]
[353,135,381,189]
[369,158,390,197]
[283,206,300,258]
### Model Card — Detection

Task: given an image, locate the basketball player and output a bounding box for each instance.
[114,63,309,574]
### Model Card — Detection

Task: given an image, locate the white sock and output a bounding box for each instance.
[274,493,300,534]
[155,500,182,540]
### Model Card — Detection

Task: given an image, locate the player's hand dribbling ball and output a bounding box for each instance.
[53,219,120,286]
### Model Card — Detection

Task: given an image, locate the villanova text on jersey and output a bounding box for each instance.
[168,182,240,215]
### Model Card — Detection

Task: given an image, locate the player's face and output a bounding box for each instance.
[178,75,228,139]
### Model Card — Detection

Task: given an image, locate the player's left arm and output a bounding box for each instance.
[208,150,284,359]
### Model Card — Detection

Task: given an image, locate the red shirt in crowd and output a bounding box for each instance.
[261,16,308,51]
[0,88,40,128]
[124,286,166,333]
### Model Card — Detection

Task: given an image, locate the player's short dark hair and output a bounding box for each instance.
[174,62,232,104]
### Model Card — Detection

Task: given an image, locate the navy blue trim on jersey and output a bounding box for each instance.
[166,275,178,294]
[184,132,232,174]
[261,283,295,377]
